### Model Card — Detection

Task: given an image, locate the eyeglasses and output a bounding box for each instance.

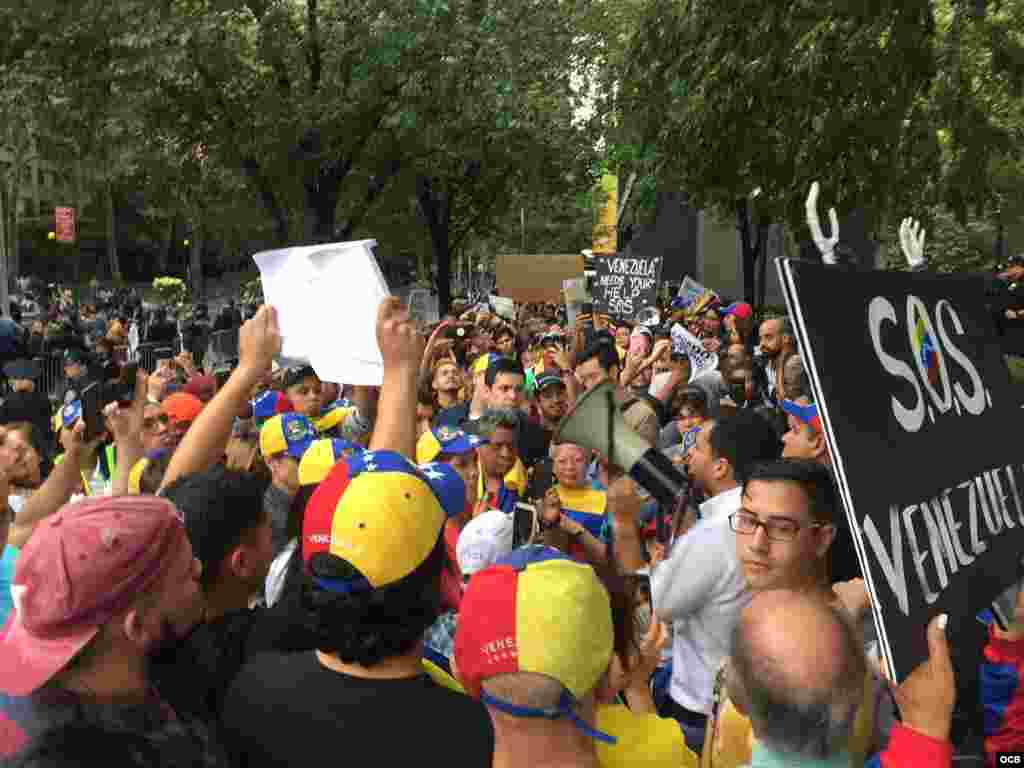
[729,510,826,542]
[143,414,169,429]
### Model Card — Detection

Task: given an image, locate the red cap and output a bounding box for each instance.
[162,392,204,424]
[301,458,353,563]
[0,496,190,696]
[183,375,216,403]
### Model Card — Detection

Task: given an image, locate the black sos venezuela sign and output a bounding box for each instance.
[777,258,1024,682]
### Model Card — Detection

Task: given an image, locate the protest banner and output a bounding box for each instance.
[592,253,662,321]
[670,323,719,380]
[254,239,389,385]
[496,254,584,303]
[777,257,1024,682]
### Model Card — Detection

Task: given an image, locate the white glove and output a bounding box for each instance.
[805,181,839,265]
[899,217,926,270]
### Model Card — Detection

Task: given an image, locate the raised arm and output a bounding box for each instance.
[9,422,88,550]
[106,371,150,496]
[159,306,280,491]
[370,297,424,459]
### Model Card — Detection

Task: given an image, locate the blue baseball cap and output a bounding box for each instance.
[416,425,489,464]
[419,461,467,519]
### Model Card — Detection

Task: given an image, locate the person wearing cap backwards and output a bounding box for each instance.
[0,359,53,451]
[58,347,93,404]
[454,546,618,768]
[263,436,363,608]
[0,496,222,766]
[779,397,861,586]
[259,412,317,558]
[533,372,569,433]
[218,449,495,768]
[423,509,516,690]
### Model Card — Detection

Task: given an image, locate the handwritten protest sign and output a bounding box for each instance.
[777,257,1024,681]
[254,240,389,385]
[593,253,662,321]
[670,324,719,381]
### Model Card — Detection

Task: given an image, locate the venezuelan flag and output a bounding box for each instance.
[912,314,941,388]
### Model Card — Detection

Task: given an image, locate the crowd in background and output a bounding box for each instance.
[0,274,1017,768]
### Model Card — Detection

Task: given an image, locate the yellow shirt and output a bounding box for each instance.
[596,704,697,768]
[413,670,696,768]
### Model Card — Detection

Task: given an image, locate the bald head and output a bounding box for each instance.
[730,590,865,759]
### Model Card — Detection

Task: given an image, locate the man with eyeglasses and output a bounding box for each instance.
[651,410,781,754]
[142,401,173,453]
[703,459,880,768]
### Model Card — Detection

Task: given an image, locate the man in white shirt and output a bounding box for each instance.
[651,410,781,753]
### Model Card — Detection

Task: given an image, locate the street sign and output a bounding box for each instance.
[54,207,76,243]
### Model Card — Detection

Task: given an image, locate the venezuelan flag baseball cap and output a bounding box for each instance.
[302,450,446,593]
[415,425,488,464]
[298,438,362,487]
[251,390,293,427]
[454,546,616,744]
[259,413,317,460]
[472,352,501,376]
[781,398,822,435]
[315,403,348,433]
[418,462,466,519]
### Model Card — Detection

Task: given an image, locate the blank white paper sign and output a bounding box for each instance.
[253,239,390,385]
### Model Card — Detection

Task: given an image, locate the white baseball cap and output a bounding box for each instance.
[457,509,514,578]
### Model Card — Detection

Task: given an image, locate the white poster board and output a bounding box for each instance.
[253,239,389,385]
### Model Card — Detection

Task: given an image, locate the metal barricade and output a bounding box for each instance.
[136,343,158,373]
[37,355,65,404]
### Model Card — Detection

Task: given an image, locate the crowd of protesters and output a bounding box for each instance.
[0,270,1018,768]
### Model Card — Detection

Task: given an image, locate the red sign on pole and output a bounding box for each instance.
[54,206,76,243]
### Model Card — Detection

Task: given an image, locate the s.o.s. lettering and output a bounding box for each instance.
[868,295,989,433]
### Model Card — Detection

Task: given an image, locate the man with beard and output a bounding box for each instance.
[755,317,796,403]
[0,495,223,767]
[533,373,568,433]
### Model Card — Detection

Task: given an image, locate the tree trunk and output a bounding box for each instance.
[0,183,9,317]
[157,219,173,274]
[189,229,203,299]
[736,198,757,306]
[106,182,119,281]
[416,176,451,314]
[304,176,339,244]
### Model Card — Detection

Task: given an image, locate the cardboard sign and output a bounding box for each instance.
[670,324,719,381]
[496,254,584,303]
[54,207,76,243]
[777,257,1024,682]
[593,253,662,321]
